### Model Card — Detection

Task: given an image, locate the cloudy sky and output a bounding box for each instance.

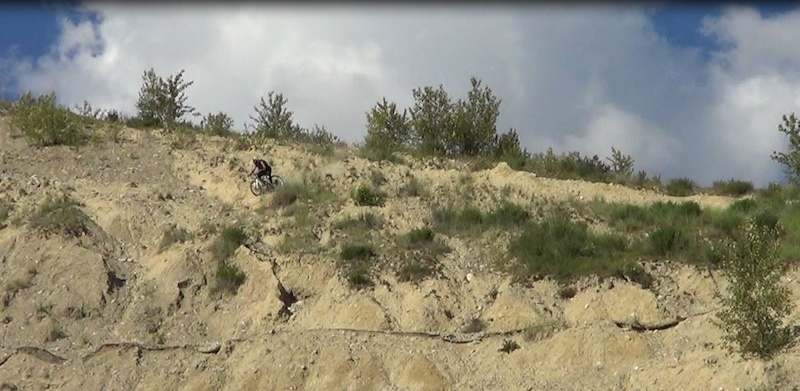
[2,2,800,186]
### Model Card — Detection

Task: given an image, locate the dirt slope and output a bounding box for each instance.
[1,120,800,391]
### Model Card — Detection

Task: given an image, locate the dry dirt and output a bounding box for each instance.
[2,119,800,391]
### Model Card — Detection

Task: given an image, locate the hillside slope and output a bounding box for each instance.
[1,118,799,391]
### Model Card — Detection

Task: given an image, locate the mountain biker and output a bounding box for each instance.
[250,157,273,185]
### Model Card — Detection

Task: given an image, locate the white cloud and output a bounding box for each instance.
[6,3,800,186]
[564,104,681,174]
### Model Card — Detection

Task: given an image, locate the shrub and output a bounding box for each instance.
[271,175,334,209]
[729,199,758,213]
[715,218,793,359]
[397,260,440,283]
[606,146,635,179]
[664,177,697,197]
[614,261,654,289]
[339,243,377,288]
[213,263,247,295]
[485,201,530,226]
[405,227,435,245]
[271,181,311,208]
[209,226,247,262]
[0,197,12,228]
[712,179,755,197]
[201,111,234,136]
[353,184,386,207]
[462,317,486,333]
[432,204,484,233]
[396,227,450,282]
[648,225,688,258]
[28,194,88,238]
[10,91,87,147]
[340,243,376,261]
[157,224,191,253]
[527,148,613,183]
[333,212,384,232]
[363,97,412,158]
[134,68,198,130]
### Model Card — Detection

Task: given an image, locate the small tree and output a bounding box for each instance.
[607,147,635,179]
[494,128,529,169]
[715,217,793,359]
[134,68,198,130]
[249,91,297,140]
[771,113,800,184]
[364,97,411,155]
[450,77,501,156]
[409,85,455,156]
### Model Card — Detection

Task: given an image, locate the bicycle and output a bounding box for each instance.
[249,173,284,196]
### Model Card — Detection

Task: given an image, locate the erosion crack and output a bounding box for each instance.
[612,308,721,333]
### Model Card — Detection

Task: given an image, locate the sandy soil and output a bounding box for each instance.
[1,120,800,391]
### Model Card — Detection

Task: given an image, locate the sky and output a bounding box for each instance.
[2,2,800,187]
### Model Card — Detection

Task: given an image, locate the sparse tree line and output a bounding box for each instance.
[11,66,800,195]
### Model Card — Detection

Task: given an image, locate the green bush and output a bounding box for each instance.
[614,262,654,289]
[201,111,234,136]
[0,197,12,228]
[405,226,435,245]
[134,68,198,130]
[712,179,755,197]
[353,184,386,207]
[485,201,530,226]
[509,215,627,281]
[157,224,191,253]
[271,181,311,208]
[770,113,800,184]
[664,177,697,197]
[395,227,450,282]
[213,263,247,295]
[339,243,377,289]
[28,194,88,238]
[340,243,376,261]
[363,97,412,158]
[715,218,793,359]
[10,91,87,147]
[209,226,247,262]
[270,175,334,210]
[729,198,758,213]
[648,225,688,258]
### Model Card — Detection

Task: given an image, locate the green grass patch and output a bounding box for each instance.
[352,184,386,207]
[271,174,336,209]
[28,194,88,238]
[339,243,377,289]
[157,224,191,253]
[400,175,427,197]
[209,226,247,262]
[0,197,13,228]
[508,214,629,281]
[711,179,754,197]
[213,263,247,295]
[394,226,451,282]
[432,201,530,236]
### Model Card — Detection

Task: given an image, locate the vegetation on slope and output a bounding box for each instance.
[6,65,800,359]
